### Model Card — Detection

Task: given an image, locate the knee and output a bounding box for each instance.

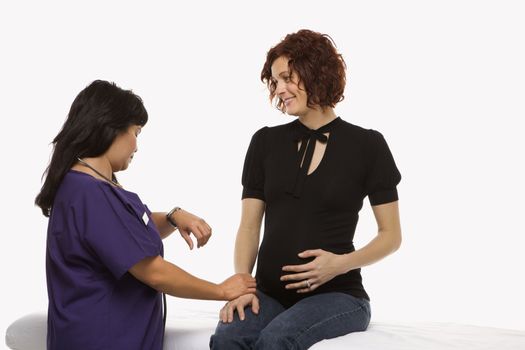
[210,323,237,349]
[209,333,234,350]
[255,328,297,350]
[210,322,253,350]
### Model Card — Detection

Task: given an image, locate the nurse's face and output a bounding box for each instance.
[271,56,309,117]
[106,124,141,172]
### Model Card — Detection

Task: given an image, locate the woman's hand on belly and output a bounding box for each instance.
[280,249,346,293]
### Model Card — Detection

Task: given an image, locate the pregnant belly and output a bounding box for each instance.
[255,236,316,302]
[255,227,355,303]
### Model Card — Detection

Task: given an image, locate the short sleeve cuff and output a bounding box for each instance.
[114,249,161,280]
[242,187,265,201]
[369,188,399,206]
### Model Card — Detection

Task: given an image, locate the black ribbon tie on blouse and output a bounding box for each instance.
[288,118,339,198]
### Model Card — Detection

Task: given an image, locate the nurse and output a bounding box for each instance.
[35,80,256,350]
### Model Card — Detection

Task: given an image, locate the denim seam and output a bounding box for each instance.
[292,303,368,345]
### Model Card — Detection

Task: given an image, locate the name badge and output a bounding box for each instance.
[142,211,149,225]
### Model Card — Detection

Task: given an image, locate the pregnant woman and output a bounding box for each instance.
[210,29,402,349]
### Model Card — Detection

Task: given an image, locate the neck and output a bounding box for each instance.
[75,157,114,182]
[297,107,337,130]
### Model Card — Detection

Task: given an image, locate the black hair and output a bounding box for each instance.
[35,80,148,217]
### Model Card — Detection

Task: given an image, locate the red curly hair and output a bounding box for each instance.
[261,29,347,113]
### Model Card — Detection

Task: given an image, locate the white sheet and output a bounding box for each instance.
[6,310,525,349]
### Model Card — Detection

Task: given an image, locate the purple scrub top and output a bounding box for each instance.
[46,170,164,350]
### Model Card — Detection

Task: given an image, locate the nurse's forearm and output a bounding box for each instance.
[150,212,176,239]
[130,256,226,300]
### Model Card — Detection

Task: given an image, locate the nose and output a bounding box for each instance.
[275,80,286,96]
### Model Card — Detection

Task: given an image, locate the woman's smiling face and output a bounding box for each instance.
[271,56,309,117]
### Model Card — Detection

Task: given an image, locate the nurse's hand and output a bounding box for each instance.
[172,209,212,249]
[280,249,345,293]
[219,274,256,301]
[219,293,259,323]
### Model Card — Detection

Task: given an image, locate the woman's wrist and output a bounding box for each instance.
[338,252,356,275]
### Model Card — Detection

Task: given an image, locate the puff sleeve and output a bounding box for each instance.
[365,129,402,206]
[241,127,268,201]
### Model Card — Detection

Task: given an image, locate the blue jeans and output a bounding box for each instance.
[210,290,371,349]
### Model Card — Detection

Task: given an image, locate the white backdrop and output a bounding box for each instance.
[1,0,524,342]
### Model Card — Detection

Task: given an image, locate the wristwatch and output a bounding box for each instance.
[166,206,181,229]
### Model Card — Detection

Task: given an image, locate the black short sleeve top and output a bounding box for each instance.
[241,117,401,307]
